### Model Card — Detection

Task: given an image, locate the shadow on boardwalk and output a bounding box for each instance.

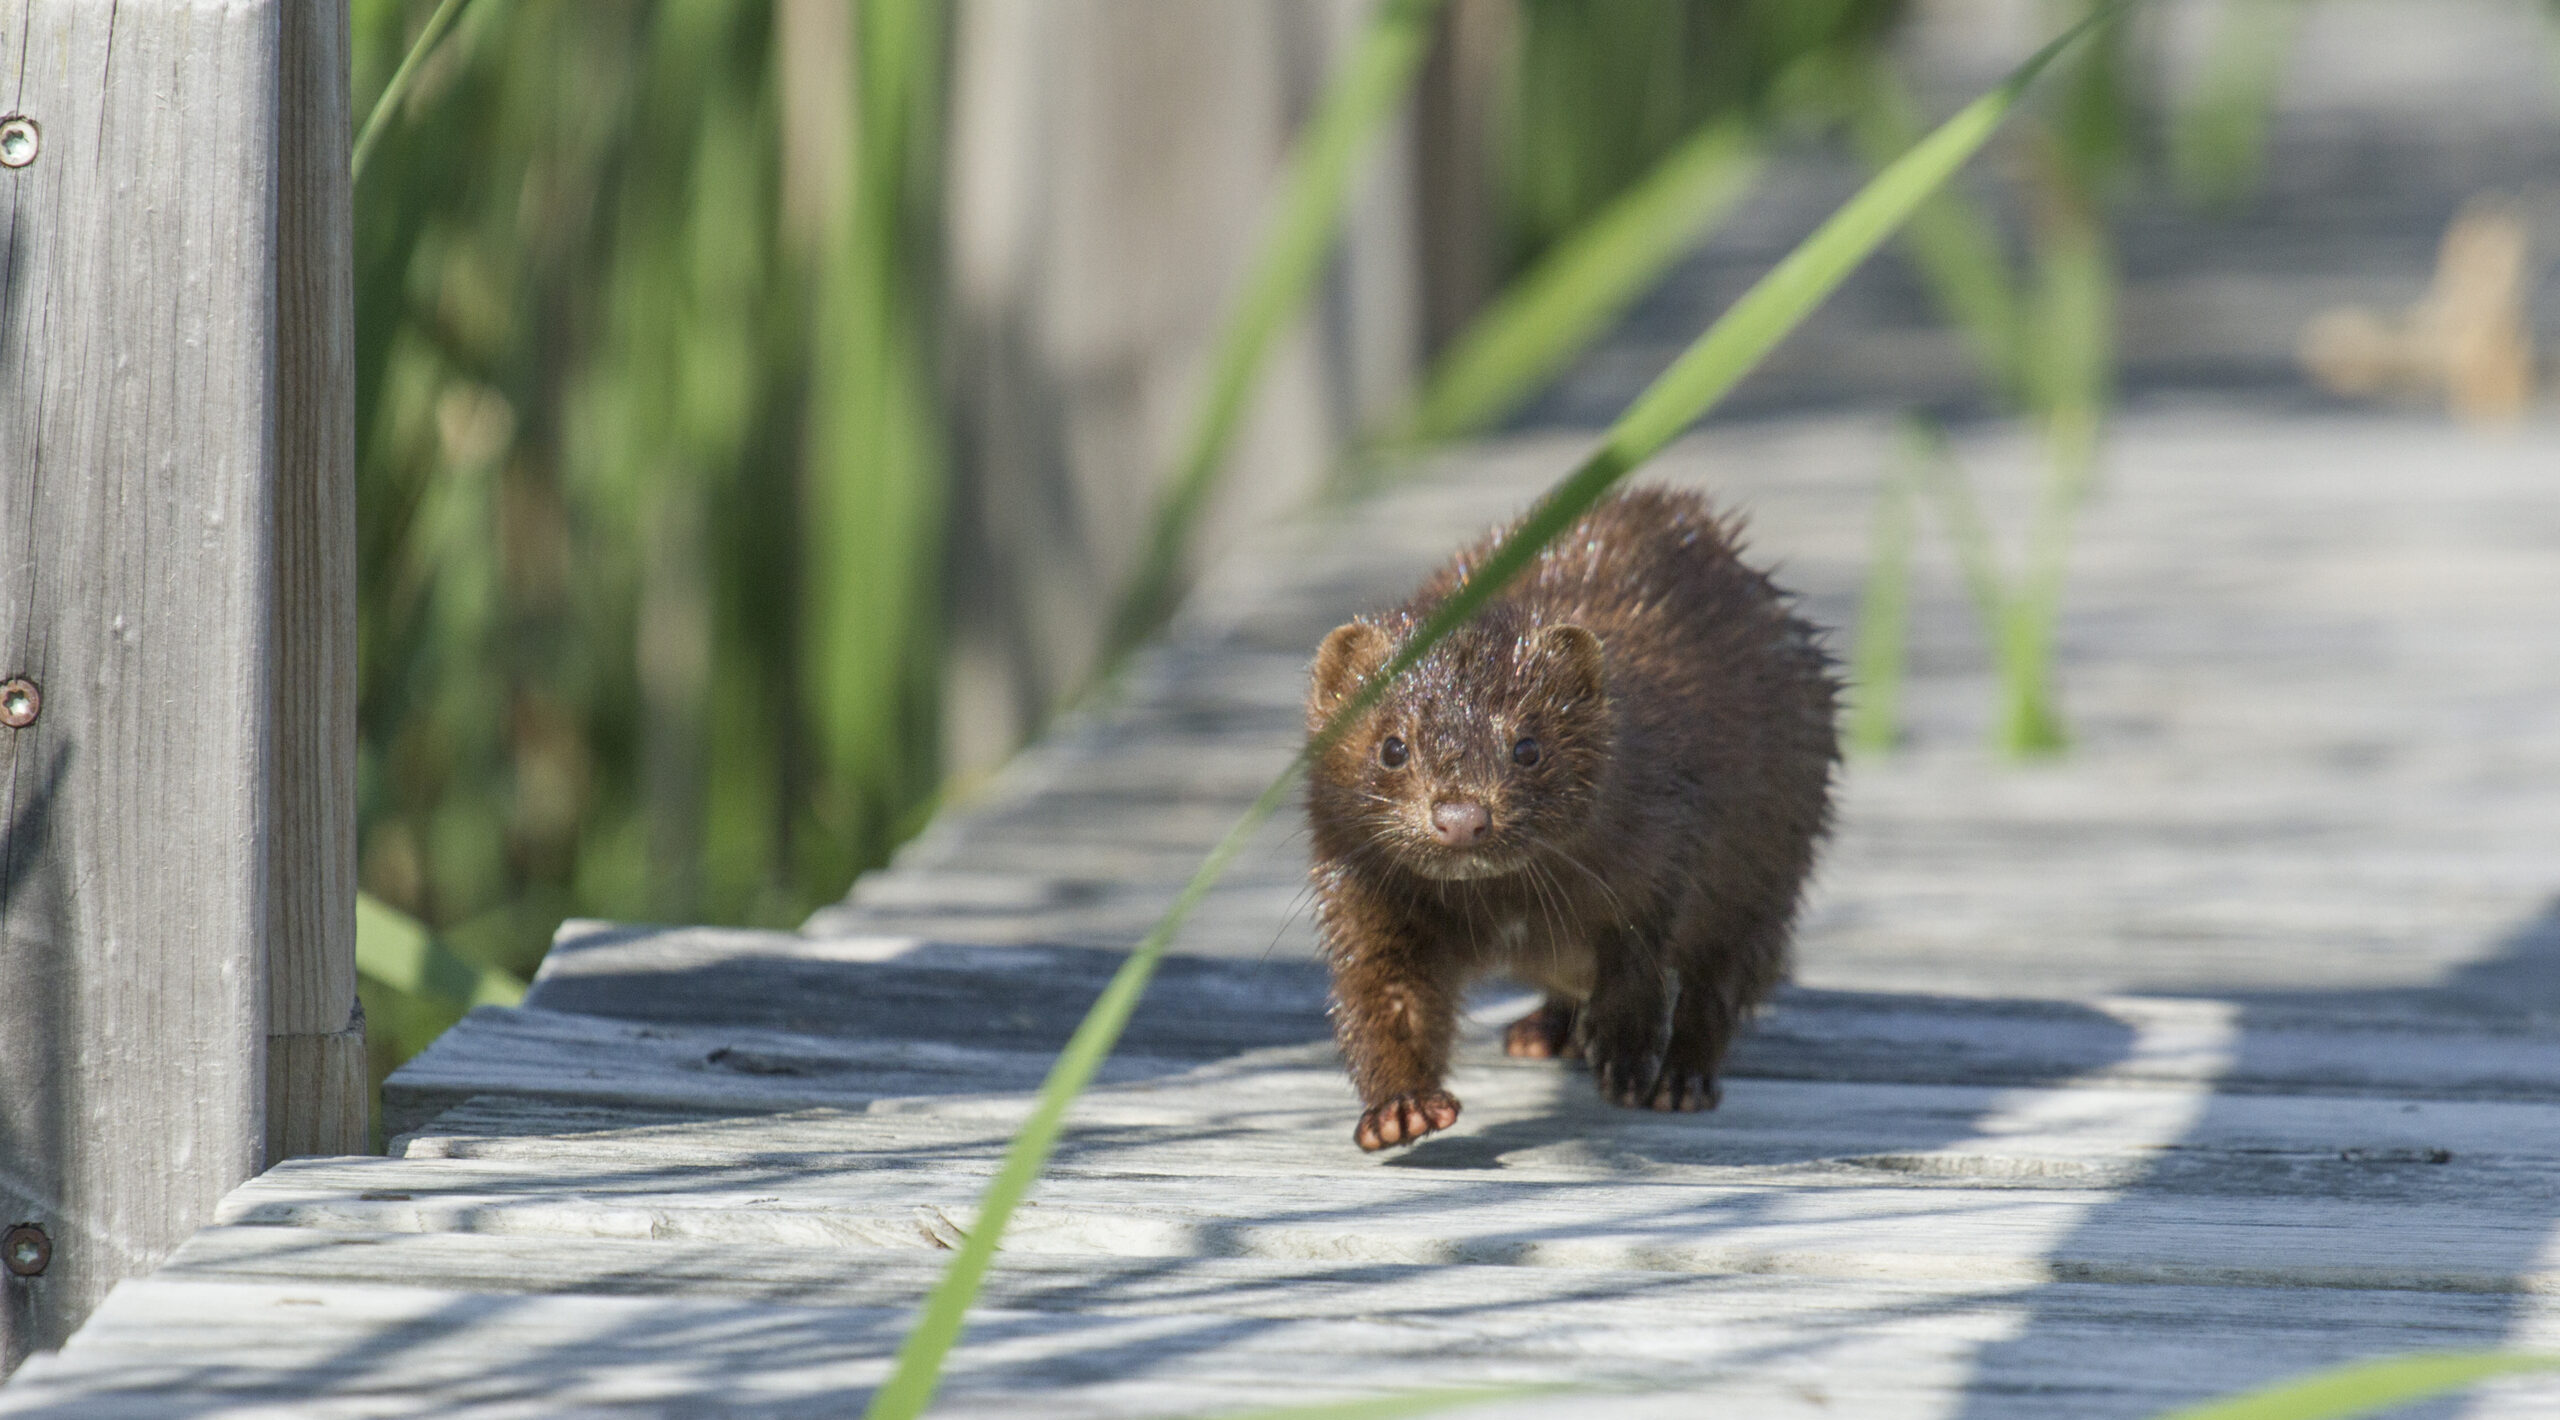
[1955,895,2560,1420]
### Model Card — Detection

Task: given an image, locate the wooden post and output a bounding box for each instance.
[0,0,360,1371]
[937,0,1423,781]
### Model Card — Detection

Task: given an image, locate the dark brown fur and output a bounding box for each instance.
[1305,485,1839,1150]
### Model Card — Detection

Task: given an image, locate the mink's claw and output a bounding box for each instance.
[1355,1090,1461,1151]
[1646,1070,1721,1112]
[1592,1048,1665,1108]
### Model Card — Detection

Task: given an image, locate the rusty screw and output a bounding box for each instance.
[0,117,37,169]
[4,1225,48,1278]
[0,679,35,729]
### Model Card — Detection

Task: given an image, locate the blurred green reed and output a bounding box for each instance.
[1847,2,2316,760]
[1499,0,1904,263]
[2171,0,2304,207]
[1362,0,1906,467]
[349,0,947,1079]
[1842,3,2134,759]
[1371,116,1762,465]
[1105,0,1449,672]
[1112,2,1911,671]
[1846,419,1922,756]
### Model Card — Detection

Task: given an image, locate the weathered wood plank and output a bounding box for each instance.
[12,1258,2555,1420]
[378,1070,2560,1195]
[429,926,2560,1102]
[0,0,359,1369]
[240,1004,2560,1298]
[205,1156,2560,1297]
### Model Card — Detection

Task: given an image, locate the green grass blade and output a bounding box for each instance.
[1848,422,1923,756]
[805,0,950,866]
[2152,1351,2560,1420]
[860,765,1306,1420]
[2170,0,2303,208]
[1906,416,2009,639]
[355,892,525,1010]
[1385,117,1763,452]
[1998,168,2115,756]
[1847,58,2027,402]
[1104,0,1446,666]
[351,0,480,184]
[1603,6,2113,465]
[860,13,2114,1417]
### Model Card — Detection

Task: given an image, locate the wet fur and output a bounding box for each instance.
[1305,485,1839,1150]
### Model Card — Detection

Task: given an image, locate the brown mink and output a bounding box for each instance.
[1304,484,1838,1151]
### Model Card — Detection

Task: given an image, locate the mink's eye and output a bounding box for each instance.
[1378,735,1409,769]
[1512,737,1541,767]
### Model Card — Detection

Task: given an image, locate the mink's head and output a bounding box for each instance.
[1304,605,1611,882]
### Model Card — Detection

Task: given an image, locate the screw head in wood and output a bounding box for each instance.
[3,1225,47,1277]
[0,117,36,169]
[0,679,34,728]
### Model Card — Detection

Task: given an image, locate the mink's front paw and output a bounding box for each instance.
[1354,1090,1461,1151]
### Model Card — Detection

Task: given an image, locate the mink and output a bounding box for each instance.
[1304,484,1839,1151]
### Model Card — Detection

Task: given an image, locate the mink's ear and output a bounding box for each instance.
[1310,621,1391,728]
[1533,624,1605,706]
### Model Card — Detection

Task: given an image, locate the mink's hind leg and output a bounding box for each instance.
[1645,900,1795,1113]
[1503,995,1582,1059]
[1578,934,1681,1108]
[1586,967,1725,1111]
[1648,975,1730,1113]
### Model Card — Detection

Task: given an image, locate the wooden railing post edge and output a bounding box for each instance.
[264,0,364,1165]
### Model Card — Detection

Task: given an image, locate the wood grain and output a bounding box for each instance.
[264,0,363,1163]
[0,0,357,1370]
[10,1264,2553,1420]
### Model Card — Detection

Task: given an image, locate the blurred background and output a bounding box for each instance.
[346,0,2560,1091]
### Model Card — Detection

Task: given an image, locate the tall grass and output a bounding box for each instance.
[1111,1,1905,694]
[860,13,2116,1415]
[1100,0,1454,670]
[349,0,948,1076]
[1846,418,1923,756]
[1372,116,1762,461]
[1499,0,1904,263]
[2170,0,2303,207]
[1104,0,1449,670]
[1840,9,2132,759]
[1368,0,1906,463]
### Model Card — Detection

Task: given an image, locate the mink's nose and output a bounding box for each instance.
[1430,800,1491,847]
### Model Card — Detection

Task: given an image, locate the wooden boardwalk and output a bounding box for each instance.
[9,407,2560,1416]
